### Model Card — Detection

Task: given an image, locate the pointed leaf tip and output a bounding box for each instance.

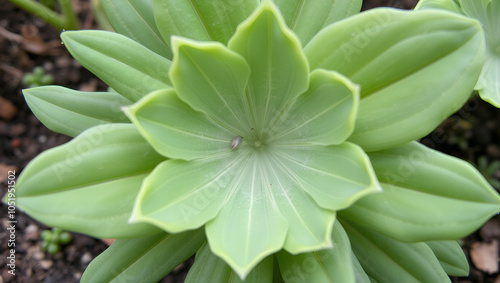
[227,0,309,130]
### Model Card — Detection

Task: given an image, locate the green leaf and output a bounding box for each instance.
[414,0,462,13]
[61,30,172,102]
[185,242,274,283]
[81,229,205,283]
[477,54,500,107]
[460,0,500,107]
[228,1,309,130]
[270,143,381,211]
[102,0,172,59]
[426,240,469,276]
[339,142,500,242]
[305,8,484,151]
[271,69,359,146]
[169,36,251,134]
[351,252,370,283]
[130,152,246,233]
[205,153,288,279]
[341,220,450,283]
[125,89,234,160]
[275,0,362,45]
[153,0,258,45]
[14,124,164,238]
[271,171,336,254]
[23,86,131,137]
[277,221,355,283]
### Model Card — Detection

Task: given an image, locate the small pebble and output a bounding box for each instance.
[37,135,47,143]
[9,124,26,136]
[24,224,39,241]
[470,240,499,274]
[9,138,22,149]
[0,97,17,120]
[73,272,82,281]
[39,259,53,270]
[0,164,18,183]
[80,252,92,265]
[32,250,44,261]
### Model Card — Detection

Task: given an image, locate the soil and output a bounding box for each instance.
[0,0,499,282]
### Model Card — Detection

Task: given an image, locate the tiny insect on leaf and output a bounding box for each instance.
[231,136,243,149]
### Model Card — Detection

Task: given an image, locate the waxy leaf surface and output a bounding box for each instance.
[131,153,244,233]
[414,0,462,12]
[228,2,310,130]
[169,37,251,134]
[125,89,234,160]
[82,229,205,283]
[340,142,500,241]
[305,8,484,151]
[460,0,500,107]
[102,0,172,58]
[204,152,288,279]
[341,220,450,282]
[277,221,356,283]
[275,0,362,45]
[271,143,380,211]
[185,242,273,283]
[154,0,258,45]
[426,240,469,276]
[417,0,500,107]
[14,124,164,238]
[272,69,359,146]
[61,30,172,102]
[24,86,131,137]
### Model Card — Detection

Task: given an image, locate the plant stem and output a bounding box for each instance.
[58,0,80,30]
[8,0,80,31]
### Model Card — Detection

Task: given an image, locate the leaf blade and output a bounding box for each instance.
[169,37,251,134]
[185,242,274,283]
[81,229,205,283]
[131,152,249,233]
[228,1,309,130]
[102,0,172,58]
[341,220,450,283]
[24,86,131,137]
[305,8,484,151]
[426,240,469,276]
[125,89,234,160]
[153,0,259,45]
[271,143,381,211]
[275,0,362,45]
[340,142,500,241]
[61,30,172,102]
[277,221,356,283]
[14,124,164,238]
[205,153,288,279]
[272,69,359,145]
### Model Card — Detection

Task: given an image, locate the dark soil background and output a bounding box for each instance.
[0,0,499,282]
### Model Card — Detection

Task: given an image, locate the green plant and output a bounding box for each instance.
[8,0,80,31]
[416,0,500,107]
[9,0,500,282]
[41,227,72,254]
[22,66,54,88]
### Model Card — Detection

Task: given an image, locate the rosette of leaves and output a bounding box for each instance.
[416,0,500,107]
[9,0,500,282]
